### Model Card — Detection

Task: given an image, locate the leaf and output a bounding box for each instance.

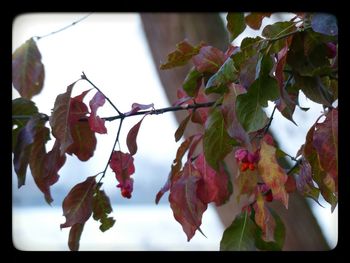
[220,211,257,251]
[13,114,47,188]
[89,91,107,134]
[60,176,96,228]
[262,21,296,39]
[12,38,45,99]
[195,154,232,206]
[303,123,337,211]
[205,58,239,94]
[66,121,97,161]
[236,76,278,132]
[68,223,85,251]
[258,140,289,208]
[127,115,147,155]
[174,113,191,142]
[192,46,225,74]
[253,191,275,242]
[12,98,39,151]
[295,160,320,202]
[221,84,250,146]
[203,108,238,171]
[124,102,154,116]
[226,13,246,41]
[155,136,196,204]
[311,13,338,36]
[235,169,258,201]
[92,188,116,232]
[183,67,202,97]
[29,127,61,204]
[295,75,333,106]
[110,151,135,199]
[160,40,200,69]
[254,208,285,251]
[49,82,75,155]
[169,162,208,241]
[245,13,272,30]
[313,108,338,191]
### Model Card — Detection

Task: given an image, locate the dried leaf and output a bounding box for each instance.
[92,189,116,232]
[68,223,85,251]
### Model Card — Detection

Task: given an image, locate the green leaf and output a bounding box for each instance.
[226,13,246,42]
[12,98,39,152]
[205,58,238,94]
[203,108,238,171]
[12,38,45,99]
[294,75,333,106]
[175,113,191,142]
[262,21,296,39]
[254,208,285,251]
[183,68,202,97]
[160,40,200,70]
[236,76,279,132]
[220,211,257,251]
[92,189,116,232]
[311,13,338,36]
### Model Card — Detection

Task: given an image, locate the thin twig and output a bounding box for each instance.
[263,105,277,136]
[97,117,125,185]
[81,72,123,115]
[34,13,93,41]
[287,158,302,175]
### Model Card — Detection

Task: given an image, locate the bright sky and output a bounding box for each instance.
[12,13,337,250]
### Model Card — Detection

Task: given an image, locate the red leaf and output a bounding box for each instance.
[313,109,338,191]
[89,91,107,134]
[69,89,91,124]
[66,121,97,161]
[127,115,147,156]
[68,223,85,251]
[109,151,135,199]
[160,40,201,70]
[12,38,45,99]
[195,154,232,206]
[175,113,191,142]
[49,82,75,155]
[192,46,225,74]
[124,103,154,116]
[61,176,96,228]
[258,141,289,208]
[169,161,208,241]
[245,13,272,30]
[155,136,195,204]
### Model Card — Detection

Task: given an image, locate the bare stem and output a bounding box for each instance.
[81,72,123,115]
[97,117,125,185]
[34,13,93,41]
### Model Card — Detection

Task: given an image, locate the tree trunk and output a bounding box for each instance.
[140,13,329,250]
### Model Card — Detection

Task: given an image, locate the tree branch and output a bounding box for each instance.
[34,13,93,41]
[81,72,123,115]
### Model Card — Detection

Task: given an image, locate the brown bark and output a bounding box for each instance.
[140,13,329,250]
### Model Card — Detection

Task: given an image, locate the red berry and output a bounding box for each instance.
[121,189,132,199]
[248,163,255,171]
[264,190,273,202]
[240,162,249,172]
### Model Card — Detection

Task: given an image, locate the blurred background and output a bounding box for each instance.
[12,13,337,251]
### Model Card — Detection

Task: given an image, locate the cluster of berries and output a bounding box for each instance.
[234,148,259,172]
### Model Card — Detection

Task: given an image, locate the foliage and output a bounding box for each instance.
[12,12,338,251]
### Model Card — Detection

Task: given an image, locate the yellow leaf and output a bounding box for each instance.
[258,141,289,208]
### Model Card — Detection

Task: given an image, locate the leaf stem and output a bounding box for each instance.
[287,158,302,175]
[81,72,123,115]
[33,13,93,41]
